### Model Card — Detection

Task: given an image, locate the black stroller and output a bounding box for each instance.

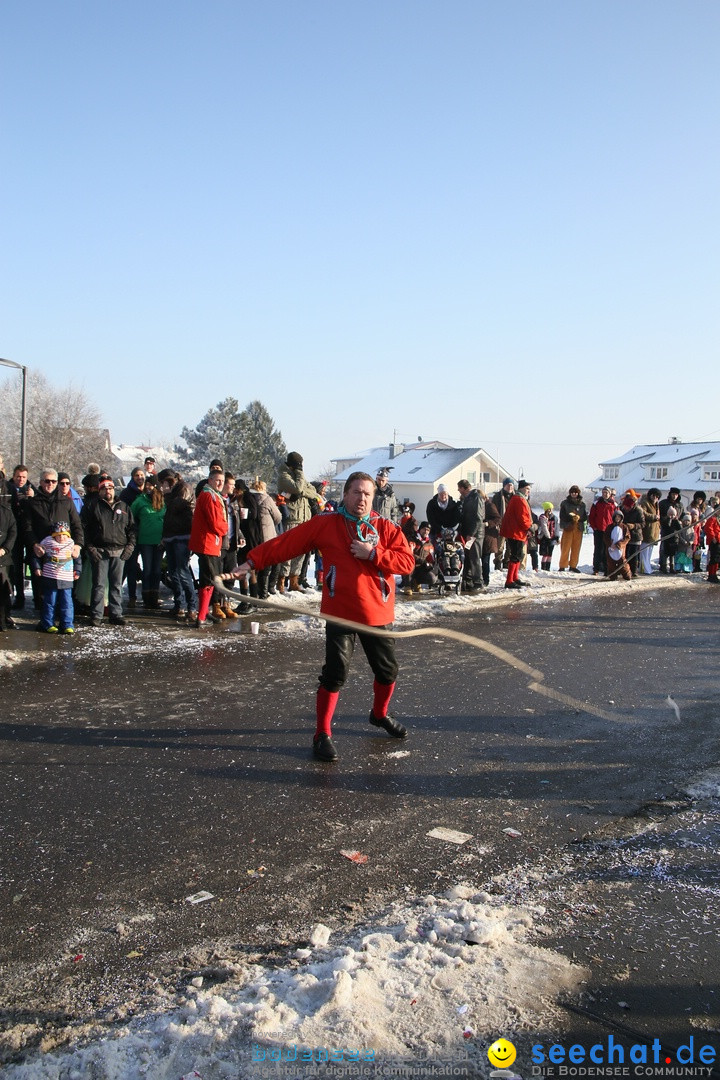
[436,528,465,596]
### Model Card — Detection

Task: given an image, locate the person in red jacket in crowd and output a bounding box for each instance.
[703,505,720,583]
[189,469,228,628]
[499,479,534,590]
[230,471,415,762]
[588,486,617,575]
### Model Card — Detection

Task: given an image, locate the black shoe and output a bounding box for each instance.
[368,711,407,738]
[516,580,531,587]
[109,616,127,626]
[6,617,16,629]
[569,567,581,573]
[89,616,102,627]
[12,598,25,610]
[313,734,338,761]
[504,582,522,590]
[237,601,253,614]
[557,568,566,572]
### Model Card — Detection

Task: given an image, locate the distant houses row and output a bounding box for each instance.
[111,437,720,508]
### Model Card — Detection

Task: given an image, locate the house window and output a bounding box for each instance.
[648,466,668,480]
[704,468,720,481]
[603,466,619,480]
[466,471,476,486]
[482,472,490,484]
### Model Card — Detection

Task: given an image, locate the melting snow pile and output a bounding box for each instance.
[3,886,586,1080]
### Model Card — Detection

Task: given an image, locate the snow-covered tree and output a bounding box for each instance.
[178,397,243,468]
[0,370,111,482]
[235,400,287,484]
[178,398,286,484]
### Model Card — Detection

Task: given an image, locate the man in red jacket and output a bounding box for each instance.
[232,471,415,761]
[499,479,534,590]
[189,470,228,628]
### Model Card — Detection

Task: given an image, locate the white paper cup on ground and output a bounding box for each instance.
[250,621,260,634]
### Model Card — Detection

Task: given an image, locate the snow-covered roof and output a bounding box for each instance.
[588,441,720,493]
[334,445,503,484]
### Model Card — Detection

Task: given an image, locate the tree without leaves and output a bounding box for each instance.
[0,370,112,483]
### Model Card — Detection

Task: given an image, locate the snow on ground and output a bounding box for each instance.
[1,886,586,1080]
[1,534,708,1079]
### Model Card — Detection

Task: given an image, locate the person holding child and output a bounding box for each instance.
[33,520,81,633]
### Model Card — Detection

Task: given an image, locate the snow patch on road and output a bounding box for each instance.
[2,886,586,1079]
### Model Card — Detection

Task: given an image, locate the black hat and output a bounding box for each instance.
[517,479,532,490]
[287,452,303,469]
[669,487,681,496]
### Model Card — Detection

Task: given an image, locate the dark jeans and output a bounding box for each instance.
[164,538,196,613]
[139,543,163,593]
[626,541,641,575]
[91,555,124,619]
[319,622,398,693]
[122,546,142,599]
[592,530,606,574]
[462,538,483,586]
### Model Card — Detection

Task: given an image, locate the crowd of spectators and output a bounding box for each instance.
[1,448,718,634]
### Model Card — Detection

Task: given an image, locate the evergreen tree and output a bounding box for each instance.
[178,398,286,483]
[179,397,243,468]
[235,400,287,484]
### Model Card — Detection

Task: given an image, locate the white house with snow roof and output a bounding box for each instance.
[332,441,516,509]
[588,440,720,503]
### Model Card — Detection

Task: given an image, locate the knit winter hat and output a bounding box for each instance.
[542,502,553,511]
[52,521,71,536]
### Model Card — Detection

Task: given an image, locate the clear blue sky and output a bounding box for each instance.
[2,1,718,485]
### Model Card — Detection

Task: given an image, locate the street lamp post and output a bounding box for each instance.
[0,358,28,463]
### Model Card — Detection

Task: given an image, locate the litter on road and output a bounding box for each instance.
[426,827,473,844]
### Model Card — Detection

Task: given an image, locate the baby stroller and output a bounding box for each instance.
[436,528,465,596]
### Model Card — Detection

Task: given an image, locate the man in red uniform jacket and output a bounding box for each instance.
[499,479,534,590]
[232,471,415,761]
[189,470,228,627]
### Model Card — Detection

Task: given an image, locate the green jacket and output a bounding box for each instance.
[132,493,166,546]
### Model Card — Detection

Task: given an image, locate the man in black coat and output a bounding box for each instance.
[81,477,136,627]
[658,487,684,574]
[0,500,17,631]
[24,469,84,558]
[491,478,515,569]
[457,480,485,594]
[8,464,35,609]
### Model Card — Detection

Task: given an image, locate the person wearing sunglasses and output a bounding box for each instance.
[23,470,84,571]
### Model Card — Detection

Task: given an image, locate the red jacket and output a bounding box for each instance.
[588,498,616,532]
[500,494,533,541]
[247,511,414,626]
[703,514,720,545]
[189,487,228,556]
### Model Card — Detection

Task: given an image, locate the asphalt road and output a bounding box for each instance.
[1,580,719,1071]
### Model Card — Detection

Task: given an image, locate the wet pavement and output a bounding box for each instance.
[1,582,719,1071]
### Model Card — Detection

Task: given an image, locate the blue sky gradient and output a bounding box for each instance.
[2,1,718,483]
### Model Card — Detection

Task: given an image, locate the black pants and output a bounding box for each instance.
[319,622,398,693]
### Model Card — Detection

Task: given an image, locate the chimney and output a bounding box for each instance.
[389,442,405,460]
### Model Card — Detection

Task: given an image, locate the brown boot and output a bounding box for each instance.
[289,575,302,592]
[212,602,226,620]
[222,603,239,619]
[277,578,285,594]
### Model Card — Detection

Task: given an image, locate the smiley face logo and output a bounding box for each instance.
[488,1038,517,1069]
